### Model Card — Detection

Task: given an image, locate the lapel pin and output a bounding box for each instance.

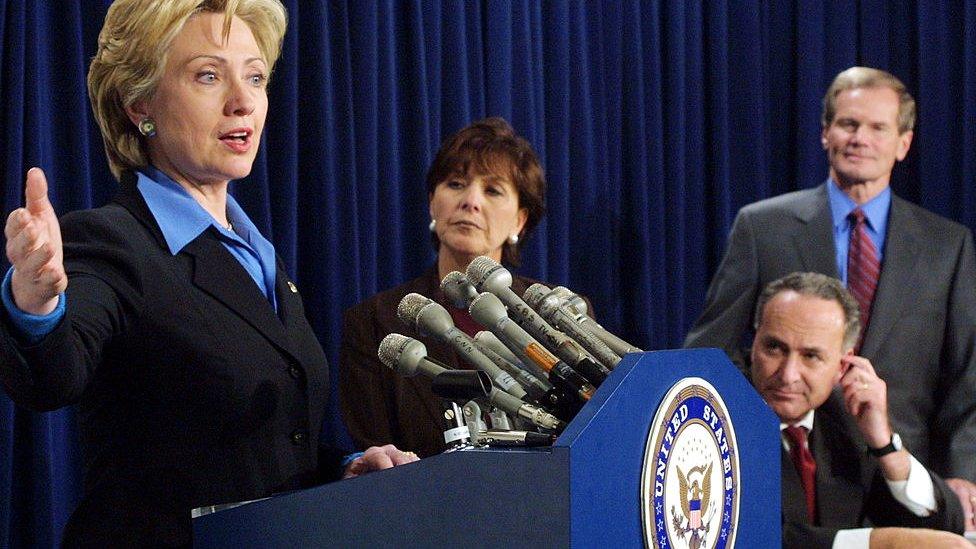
[287,281,298,293]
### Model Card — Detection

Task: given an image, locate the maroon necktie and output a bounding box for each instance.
[847,208,880,350]
[784,425,817,523]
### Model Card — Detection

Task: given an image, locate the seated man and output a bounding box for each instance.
[749,272,968,548]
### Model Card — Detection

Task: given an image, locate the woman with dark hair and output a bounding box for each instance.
[339,117,553,458]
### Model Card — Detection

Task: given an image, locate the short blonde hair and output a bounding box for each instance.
[87,0,287,180]
[821,66,916,134]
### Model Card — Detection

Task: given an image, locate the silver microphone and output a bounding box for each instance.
[548,287,643,356]
[440,271,480,310]
[397,293,527,400]
[473,330,553,392]
[378,334,564,431]
[469,292,595,402]
[470,335,550,401]
[523,283,622,369]
[466,256,609,384]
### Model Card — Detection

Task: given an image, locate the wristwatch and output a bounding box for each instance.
[867,433,902,457]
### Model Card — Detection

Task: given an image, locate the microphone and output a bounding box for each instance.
[469,335,550,402]
[378,334,565,431]
[468,291,595,403]
[440,271,480,309]
[523,283,622,369]
[473,330,547,381]
[477,429,556,447]
[397,293,527,400]
[548,286,643,356]
[465,256,609,384]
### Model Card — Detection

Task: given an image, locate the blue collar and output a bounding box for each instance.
[826,178,891,236]
[135,166,259,255]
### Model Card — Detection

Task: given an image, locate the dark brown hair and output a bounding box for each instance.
[426,117,546,266]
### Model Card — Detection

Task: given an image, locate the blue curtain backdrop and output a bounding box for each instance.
[3,1,976,546]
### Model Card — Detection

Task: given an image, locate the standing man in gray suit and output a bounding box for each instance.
[684,66,976,528]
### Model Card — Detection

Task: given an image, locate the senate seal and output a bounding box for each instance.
[641,377,740,549]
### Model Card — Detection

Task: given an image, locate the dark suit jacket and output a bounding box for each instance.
[685,183,976,481]
[339,267,541,458]
[782,394,964,548]
[0,174,342,547]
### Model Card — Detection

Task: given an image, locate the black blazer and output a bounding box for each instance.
[339,267,543,458]
[0,174,342,547]
[685,183,976,480]
[782,394,964,547]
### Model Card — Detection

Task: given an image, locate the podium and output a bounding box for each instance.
[194,349,781,547]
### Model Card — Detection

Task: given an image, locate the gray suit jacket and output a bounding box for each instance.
[685,183,976,481]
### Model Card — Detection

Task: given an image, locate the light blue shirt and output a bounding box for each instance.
[136,166,278,313]
[826,179,890,284]
[2,166,278,341]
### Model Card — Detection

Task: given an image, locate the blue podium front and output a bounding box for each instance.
[193,349,780,548]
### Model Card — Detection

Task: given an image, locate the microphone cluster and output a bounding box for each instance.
[377,255,642,451]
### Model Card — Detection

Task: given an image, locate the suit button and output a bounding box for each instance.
[290,430,307,445]
[288,365,302,379]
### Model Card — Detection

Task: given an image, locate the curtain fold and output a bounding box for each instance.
[3,1,976,545]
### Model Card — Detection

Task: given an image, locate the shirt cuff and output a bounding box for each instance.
[340,451,365,468]
[885,454,937,516]
[1,267,66,343]
[833,528,871,549]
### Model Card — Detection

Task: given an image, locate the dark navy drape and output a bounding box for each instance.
[3,1,976,546]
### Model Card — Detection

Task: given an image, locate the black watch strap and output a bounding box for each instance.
[867,433,902,457]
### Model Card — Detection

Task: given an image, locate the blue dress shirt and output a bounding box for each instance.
[827,179,890,284]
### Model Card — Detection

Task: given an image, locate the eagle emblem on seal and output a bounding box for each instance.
[671,462,714,548]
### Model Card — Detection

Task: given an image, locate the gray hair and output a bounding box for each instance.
[753,272,861,350]
[821,66,916,134]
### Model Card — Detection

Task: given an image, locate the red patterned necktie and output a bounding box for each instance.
[847,208,880,350]
[784,425,817,524]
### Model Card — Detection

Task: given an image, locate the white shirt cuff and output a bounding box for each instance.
[885,454,937,516]
[833,528,871,549]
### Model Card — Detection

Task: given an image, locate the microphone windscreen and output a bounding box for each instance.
[378,333,411,369]
[440,271,477,309]
[465,256,500,288]
[397,293,432,327]
[522,283,551,310]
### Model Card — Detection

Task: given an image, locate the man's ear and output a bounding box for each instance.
[834,350,855,383]
[895,130,914,161]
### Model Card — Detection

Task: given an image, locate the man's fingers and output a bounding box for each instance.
[945,479,976,529]
[24,168,52,216]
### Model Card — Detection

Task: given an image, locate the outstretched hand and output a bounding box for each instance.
[4,168,66,315]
